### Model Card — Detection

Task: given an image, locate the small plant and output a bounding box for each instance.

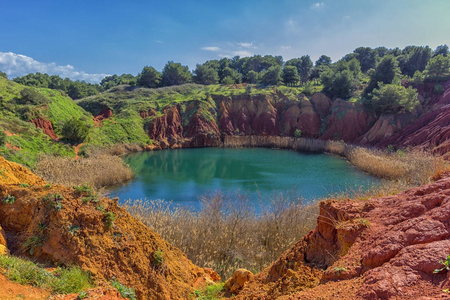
[77,291,88,299]
[68,225,80,236]
[111,277,136,300]
[294,129,302,139]
[19,183,29,188]
[96,205,105,212]
[82,194,99,204]
[356,218,371,228]
[191,283,224,299]
[23,235,44,255]
[103,212,115,230]
[2,194,16,204]
[433,254,450,274]
[42,193,64,211]
[334,266,347,275]
[153,249,164,266]
[73,184,94,196]
[44,183,52,188]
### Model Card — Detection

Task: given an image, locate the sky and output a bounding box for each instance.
[0,0,449,83]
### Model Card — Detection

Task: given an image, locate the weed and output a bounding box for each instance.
[334,266,347,275]
[433,254,450,274]
[111,277,136,300]
[73,184,94,196]
[68,225,80,236]
[50,266,93,294]
[2,194,16,204]
[77,291,88,299]
[42,193,64,211]
[356,218,371,228]
[23,235,44,255]
[19,183,29,188]
[103,212,115,230]
[44,183,52,188]
[153,249,164,266]
[96,205,105,212]
[82,194,99,204]
[192,283,224,300]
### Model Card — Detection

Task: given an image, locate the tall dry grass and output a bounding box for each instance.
[35,154,133,188]
[124,191,318,279]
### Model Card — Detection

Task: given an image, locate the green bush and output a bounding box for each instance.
[153,249,164,266]
[17,88,50,106]
[111,277,136,300]
[434,84,444,94]
[294,129,302,139]
[0,130,6,147]
[61,118,90,143]
[103,212,115,230]
[2,194,16,204]
[368,83,419,114]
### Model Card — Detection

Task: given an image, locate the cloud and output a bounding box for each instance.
[201,46,221,51]
[232,50,252,57]
[281,46,292,50]
[311,2,324,9]
[237,42,253,48]
[0,52,108,83]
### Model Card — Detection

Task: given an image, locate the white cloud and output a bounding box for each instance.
[311,2,324,9]
[201,46,221,51]
[232,50,252,57]
[237,42,253,48]
[281,46,292,50]
[0,52,108,83]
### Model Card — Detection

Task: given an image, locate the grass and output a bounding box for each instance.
[192,283,224,300]
[111,277,136,300]
[35,154,133,188]
[125,190,318,279]
[0,255,93,294]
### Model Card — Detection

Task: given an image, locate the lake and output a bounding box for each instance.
[109,148,380,210]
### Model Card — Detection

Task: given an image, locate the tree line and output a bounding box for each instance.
[8,45,450,108]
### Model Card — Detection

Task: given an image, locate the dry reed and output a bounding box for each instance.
[124,191,318,279]
[35,154,133,188]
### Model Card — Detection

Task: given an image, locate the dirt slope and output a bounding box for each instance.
[0,156,218,300]
[232,175,450,299]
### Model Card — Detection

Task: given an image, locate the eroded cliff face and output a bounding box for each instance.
[231,174,450,299]
[0,156,218,300]
[140,80,450,154]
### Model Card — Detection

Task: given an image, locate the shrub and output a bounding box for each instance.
[368,83,419,114]
[0,130,6,147]
[153,250,164,266]
[2,194,16,204]
[111,277,136,300]
[434,84,444,94]
[103,212,115,230]
[61,117,90,143]
[294,129,302,139]
[17,88,49,105]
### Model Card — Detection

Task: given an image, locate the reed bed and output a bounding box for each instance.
[35,154,133,188]
[124,191,318,279]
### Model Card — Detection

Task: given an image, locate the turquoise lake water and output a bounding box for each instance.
[110,148,380,210]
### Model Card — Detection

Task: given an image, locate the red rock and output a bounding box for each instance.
[94,107,113,123]
[31,117,58,140]
[310,93,332,119]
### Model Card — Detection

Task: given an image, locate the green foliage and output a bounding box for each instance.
[434,84,445,95]
[0,255,93,294]
[282,66,300,86]
[260,65,282,86]
[68,225,80,235]
[137,66,162,88]
[19,183,30,188]
[77,291,88,299]
[321,65,356,99]
[368,83,419,114]
[294,129,302,138]
[111,277,136,300]
[153,249,164,266]
[73,184,94,196]
[192,283,224,300]
[17,87,50,105]
[424,55,450,82]
[2,194,16,204]
[101,74,136,90]
[61,117,90,143]
[0,129,6,146]
[103,211,116,230]
[333,266,347,275]
[433,254,450,273]
[42,193,64,211]
[162,61,192,86]
[285,56,313,83]
[23,235,44,255]
[412,70,424,85]
[364,55,400,95]
[398,46,432,77]
[353,47,378,73]
[194,64,219,85]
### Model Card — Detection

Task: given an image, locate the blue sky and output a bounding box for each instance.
[0,0,449,82]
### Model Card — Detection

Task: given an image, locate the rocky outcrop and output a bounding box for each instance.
[147,106,184,148]
[0,157,219,300]
[233,175,450,299]
[93,107,113,124]
[31,116,58,140]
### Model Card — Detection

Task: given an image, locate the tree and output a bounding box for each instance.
[282,66,300,86]
[353,47,378,73]
[315,55,332,67]
[424,55,450,82]
[245,70,260,84]
[61,117,90,143]
[285,56,313,83]
[398,46,432,77]
[0,130,6,147]
[433,45,449,57]
[194,64,219,85]
[137,66,162,88]
[161,61,192,86]
[364,55,400,95]
[260,65,282,86]
[368,83,419,114]
[18,88,49,105]
[220,67,242,84]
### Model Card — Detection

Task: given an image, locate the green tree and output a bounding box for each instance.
[220,67,242,84]
[315,55,332,67]
[18,88,49,105]
[245,70,260,84]
[0,130,6,147]
[364,55,400,95]
[368,83,419,114]
[285,56,313,83]
[433,44,449,57]
[260,65,282,86]
[353,47,378,73]
[320,60,359,99]
[137,66,162,88]
[424,55,450,82]
[282,66,300,86]
[398,46,432,77]
[161,61,192,86]
[61,118,90,143]
[193,64,219,85]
